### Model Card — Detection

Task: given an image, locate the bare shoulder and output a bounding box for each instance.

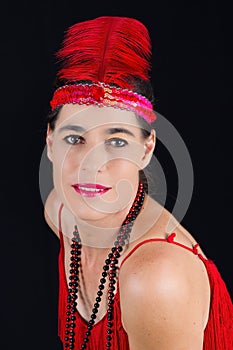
[119,201,211,349]
[44,188,62,239]
[119,235,210,305]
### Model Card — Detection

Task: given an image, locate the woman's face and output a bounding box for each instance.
[47,104,155,222]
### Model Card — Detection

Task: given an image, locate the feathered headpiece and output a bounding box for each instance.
[50,16,157,123]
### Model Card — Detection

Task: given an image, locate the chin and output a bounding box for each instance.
[61,186,131,221]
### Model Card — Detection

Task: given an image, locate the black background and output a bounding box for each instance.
[1,1,232,349]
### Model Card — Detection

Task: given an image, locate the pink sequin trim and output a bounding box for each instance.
[50,83,157,123]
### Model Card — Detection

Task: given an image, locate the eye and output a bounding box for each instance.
[63,135,85,145]
[106,138,128,148]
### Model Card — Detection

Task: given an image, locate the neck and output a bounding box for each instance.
[73,204,131,265]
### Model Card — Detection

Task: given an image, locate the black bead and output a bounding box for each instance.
[109,272,116,277]
[71,294,77,299]
[111,259,118,264]
[109,265,117,271]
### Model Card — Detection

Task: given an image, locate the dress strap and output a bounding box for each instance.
[58,202,64,241]
[120,232,205,269]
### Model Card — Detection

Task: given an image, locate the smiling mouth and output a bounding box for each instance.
[71,183,112,197]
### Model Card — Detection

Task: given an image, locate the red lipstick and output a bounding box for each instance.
[71,183,112,197]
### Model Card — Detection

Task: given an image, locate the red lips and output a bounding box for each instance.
[71,183,112,197]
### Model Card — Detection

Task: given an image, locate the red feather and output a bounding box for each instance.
[56,16,152,89]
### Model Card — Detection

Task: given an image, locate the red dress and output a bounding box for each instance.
[57,204,233,349]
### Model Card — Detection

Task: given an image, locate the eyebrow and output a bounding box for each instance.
[58,125,86,133]
[58,125,135,137]
[105,128,135,137]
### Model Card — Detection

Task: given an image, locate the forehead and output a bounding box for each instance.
[55,104,142,132]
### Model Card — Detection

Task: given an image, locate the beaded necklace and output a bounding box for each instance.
[64,182,145,349]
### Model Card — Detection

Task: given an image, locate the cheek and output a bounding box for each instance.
[53,144,81,172]
[51,150,81,193]
[109,159,139,178]
[106,143,144,168]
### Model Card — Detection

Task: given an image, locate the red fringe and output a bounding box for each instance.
[56,16,152,89]
[203,259,233,349]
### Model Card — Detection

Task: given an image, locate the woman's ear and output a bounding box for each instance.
[141,129,156,169]
[46,125,53,162]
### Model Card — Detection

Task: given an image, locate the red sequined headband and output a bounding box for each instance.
[50,82,157,124]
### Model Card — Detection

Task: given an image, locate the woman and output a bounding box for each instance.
[44,16,233,349]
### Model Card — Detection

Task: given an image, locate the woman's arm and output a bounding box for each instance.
[119,241,210,350]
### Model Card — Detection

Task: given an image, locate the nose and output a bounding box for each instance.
[79,142,108,173]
